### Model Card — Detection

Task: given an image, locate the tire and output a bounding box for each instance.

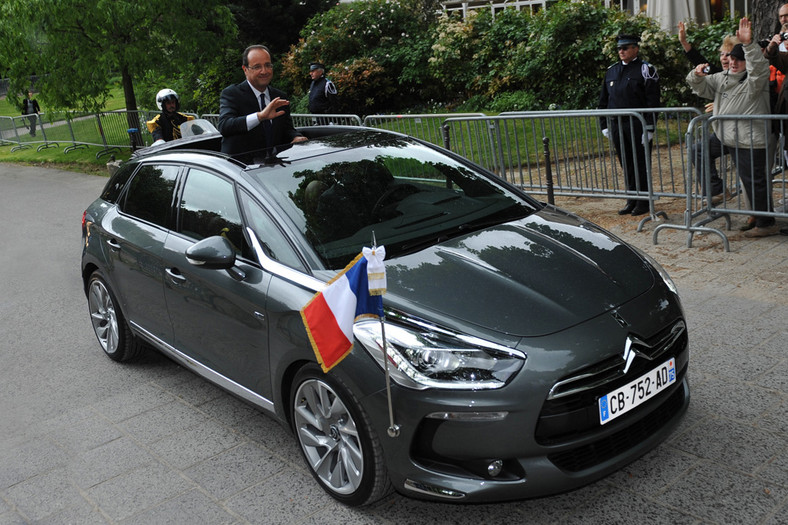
[87,271,144,362]
[291,364,392,506]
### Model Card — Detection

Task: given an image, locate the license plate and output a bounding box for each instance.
[599,358,676,425]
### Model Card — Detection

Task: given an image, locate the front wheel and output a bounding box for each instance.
[291,364,391,506]
[87,271,144,362]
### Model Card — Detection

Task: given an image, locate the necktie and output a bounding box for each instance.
[260,93,273,148]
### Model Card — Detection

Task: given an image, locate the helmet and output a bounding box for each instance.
[156,88,179,111]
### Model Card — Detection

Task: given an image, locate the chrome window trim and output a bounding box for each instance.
[246,226,324,292]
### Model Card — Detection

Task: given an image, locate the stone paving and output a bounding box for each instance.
[1,165,787,524]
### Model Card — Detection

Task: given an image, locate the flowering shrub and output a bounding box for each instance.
[281,0,740,113]
[280,0,435,113]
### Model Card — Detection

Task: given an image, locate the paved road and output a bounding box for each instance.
[1,164,787,524]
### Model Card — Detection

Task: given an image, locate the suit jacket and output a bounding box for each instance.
[218,81,302,161]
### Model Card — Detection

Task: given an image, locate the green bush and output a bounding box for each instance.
[280,0,435,114]
[281,0,740,114]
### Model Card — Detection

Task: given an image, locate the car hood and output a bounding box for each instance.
[384,208,654,337]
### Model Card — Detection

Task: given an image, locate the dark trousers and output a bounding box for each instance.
[732,146,775,227]
[27,114,37,136]
[692,133,725,196]
[611,122,650,204]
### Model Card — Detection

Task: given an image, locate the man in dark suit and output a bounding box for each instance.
[218,45,306,163]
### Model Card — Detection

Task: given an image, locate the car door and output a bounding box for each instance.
[104,163,179,342]
[161,167,274,397]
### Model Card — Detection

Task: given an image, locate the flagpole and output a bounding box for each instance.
[370,232,399,438]
[381,316,400,437]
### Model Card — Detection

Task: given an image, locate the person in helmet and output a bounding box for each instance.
[146,89,194,143]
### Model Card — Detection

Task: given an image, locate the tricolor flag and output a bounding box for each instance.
[301,247,386,372]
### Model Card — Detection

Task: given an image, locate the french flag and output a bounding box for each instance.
[301,248,385,372]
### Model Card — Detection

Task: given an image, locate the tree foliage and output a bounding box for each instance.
[0,0,236,113]
[280,0,438,114]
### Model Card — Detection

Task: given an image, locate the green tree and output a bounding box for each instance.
[0,0,235,117]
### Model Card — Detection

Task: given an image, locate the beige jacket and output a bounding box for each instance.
[686,42,771,148]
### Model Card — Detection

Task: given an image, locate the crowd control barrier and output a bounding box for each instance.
[442,108,700,230]
[364,113,485,148]
[653,113,788,251]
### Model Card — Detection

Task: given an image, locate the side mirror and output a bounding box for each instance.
[185,236,236,270]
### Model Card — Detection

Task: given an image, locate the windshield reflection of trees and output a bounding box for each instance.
[285,147,529,267]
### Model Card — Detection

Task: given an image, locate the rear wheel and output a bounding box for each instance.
[291,364,391,506]
[87,271,144,362]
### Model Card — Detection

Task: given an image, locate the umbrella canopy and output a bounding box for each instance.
[647,0,712,33]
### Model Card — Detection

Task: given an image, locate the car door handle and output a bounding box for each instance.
[165,267,187,284]
[106,239,121,251]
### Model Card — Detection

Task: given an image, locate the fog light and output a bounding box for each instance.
[487,459,503,477]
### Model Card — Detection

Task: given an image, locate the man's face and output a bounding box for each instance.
[779,4,788,26]
[164,98,177,114]
[617,43,639,63]
[27,91,32,98]
[244,48,274,92]
[729,55,745,74]
[309,68,323,80]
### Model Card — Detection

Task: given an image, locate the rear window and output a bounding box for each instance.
[120,164,179,228]
[100,162,137,203]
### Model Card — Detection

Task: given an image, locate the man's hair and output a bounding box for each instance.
[242,45,271,67]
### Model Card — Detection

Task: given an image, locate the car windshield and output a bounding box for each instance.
[249,132,537,269]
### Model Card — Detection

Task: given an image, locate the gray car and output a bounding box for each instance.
[81,126,689,506]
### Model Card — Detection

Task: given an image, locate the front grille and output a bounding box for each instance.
[547,382,687,472]
[535,319,688,446]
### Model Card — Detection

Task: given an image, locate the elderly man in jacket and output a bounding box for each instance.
[687,17,779,237]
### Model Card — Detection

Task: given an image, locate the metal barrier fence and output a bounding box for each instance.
[442,108,700,229]
[653,113,788,251]
[364,113,485,147]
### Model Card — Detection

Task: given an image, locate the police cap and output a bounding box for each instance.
[616,34,640,47]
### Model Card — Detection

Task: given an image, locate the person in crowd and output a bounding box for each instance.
[678,21,725,75]
[22,90,41,137]
[308,62,337,115]
[218,44,307,163]
[598,33,661,216]
[146,89,194,144]
[687,17,779,238]
[681,26,740,206]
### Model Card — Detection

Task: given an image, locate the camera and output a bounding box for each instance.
[781,32,788,41]
[702,65,711,74]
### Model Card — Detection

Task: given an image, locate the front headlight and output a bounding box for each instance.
[354,316,525,390]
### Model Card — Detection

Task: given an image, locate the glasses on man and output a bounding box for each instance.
[246,63,273,72]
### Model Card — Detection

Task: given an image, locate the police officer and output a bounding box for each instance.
[598,34,661,216]
[308,63,337,115]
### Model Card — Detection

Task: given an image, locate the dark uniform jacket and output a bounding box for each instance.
[308,76,336,114]
[598,57,660,132]
[218,81,302,160]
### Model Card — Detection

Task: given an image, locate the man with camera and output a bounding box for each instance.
[688,17,779,238]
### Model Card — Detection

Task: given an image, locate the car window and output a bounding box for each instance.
[239,189,305,272]
[121,164,179,227]
[177,168,249,257]
[101,162,137,203]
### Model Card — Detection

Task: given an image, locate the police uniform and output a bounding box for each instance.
[308,63,337,114]
[598,35,661,215]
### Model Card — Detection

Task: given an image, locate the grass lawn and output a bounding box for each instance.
[1,84,130,174]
